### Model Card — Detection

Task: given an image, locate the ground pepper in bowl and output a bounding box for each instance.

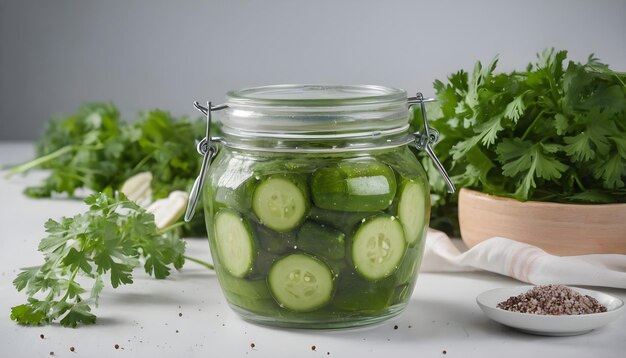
[497,285,607,315]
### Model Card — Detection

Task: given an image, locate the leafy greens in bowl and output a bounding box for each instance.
[413,49,626,236]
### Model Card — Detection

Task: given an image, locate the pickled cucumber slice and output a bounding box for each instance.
[351,215,406,281]
[213,177,256,213]
[214,209,256,278]
[218,271,272,299]
[332,272,395,312]
[396,178,428,245]
[268,253,334,312]
[253,222,296,254]
[296,220,346,261]
[311,160,397,212]
[252,176,309,232]
[394,246,422,286]
[309,206,379,234]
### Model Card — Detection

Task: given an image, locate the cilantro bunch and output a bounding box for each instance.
[415,49,626,235]
[10,190,212,327]
[6,103,212,236]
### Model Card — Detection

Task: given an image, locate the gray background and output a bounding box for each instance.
[1,0,625,140]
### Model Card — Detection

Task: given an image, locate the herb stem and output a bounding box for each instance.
[60,267,81,302]
[573,173,586,191]
[132,154,152,172]
[4,145,73,179]
[183,255,214,270]
[521,109,546,140]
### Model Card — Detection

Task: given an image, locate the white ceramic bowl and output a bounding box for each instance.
[476,285,625,336]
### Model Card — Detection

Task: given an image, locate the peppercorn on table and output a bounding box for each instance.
[1,142,625,358]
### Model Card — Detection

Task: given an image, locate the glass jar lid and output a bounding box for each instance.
[222,84,411,140]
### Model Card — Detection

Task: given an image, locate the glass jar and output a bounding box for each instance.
[186,84,453,329]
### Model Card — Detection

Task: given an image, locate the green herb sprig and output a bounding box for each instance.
[414,49,626,235]
[5,103,214,236]
[10,190,212,327]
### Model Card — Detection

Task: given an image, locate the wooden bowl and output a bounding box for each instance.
[458,188,626,255]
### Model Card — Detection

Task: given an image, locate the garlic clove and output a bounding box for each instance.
[146,191,189,229]
[120,172,153,208]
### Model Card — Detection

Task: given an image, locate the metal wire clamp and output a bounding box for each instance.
[184,101,228,222]
[408,93,456,193]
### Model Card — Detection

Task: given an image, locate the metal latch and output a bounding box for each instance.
[408,93,455,193]
[184,101,228,222]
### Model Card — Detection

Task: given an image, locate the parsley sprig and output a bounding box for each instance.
[5,103,214,237]
[10,190,210,327]
[415,49,626,235]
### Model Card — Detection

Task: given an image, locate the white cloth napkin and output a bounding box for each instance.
[421,229,626,289]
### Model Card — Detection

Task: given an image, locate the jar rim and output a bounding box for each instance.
[218,84,413,152]
[226,84,407,108]
[220,84,410,141]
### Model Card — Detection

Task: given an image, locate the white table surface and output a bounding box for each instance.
[1,142,624,358]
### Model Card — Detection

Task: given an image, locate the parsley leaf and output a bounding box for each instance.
[11,301,48,326]
[497,139,569,200]
[59,303,96,328]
